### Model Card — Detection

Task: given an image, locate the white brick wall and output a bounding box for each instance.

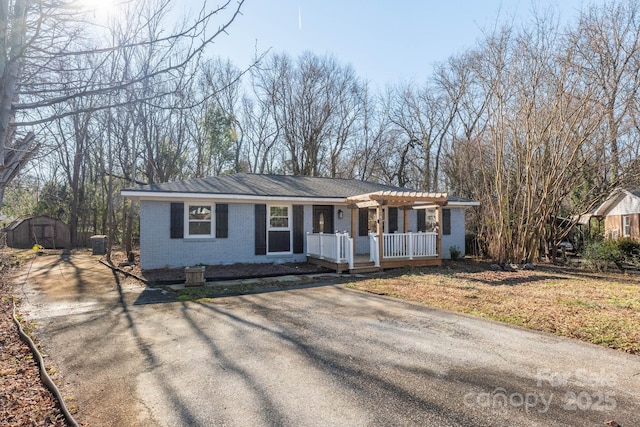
[442,208,466,259]
[139,201,468,269]
[140,201,306,270]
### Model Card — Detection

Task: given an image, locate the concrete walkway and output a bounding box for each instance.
[15,252,640,426]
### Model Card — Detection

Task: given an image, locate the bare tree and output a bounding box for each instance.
[0,0,246,210]
[241,93,280,173]
[344,83,390,182]
[570,0,640,185]
[451,12,605,263]
[386,76,462,191]
[187,58,243,177]
[253,52,364,176]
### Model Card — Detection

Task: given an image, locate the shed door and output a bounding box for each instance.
[31,224,55,248]
[312,205,334,233]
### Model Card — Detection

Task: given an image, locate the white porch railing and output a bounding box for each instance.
[307,232,354,270]
[377,232,438,260]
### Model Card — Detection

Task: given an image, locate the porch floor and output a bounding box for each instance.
[307,254,441,274]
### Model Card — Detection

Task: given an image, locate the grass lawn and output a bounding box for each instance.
[345,261,640,354]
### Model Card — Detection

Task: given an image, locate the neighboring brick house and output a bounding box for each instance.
[121,174,479,272]
[593,189,640,240]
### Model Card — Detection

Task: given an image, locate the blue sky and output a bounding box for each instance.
[183,0,590,89]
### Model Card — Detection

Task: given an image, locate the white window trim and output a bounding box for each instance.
[267,204,292,254]
[267,204,291,231]
[622,215,631,237]
[184,203,216,239]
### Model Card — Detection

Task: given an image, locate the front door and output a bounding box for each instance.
[312,205,334,233]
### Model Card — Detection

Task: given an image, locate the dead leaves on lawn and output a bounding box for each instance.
[348,263,640,354]
[1,253,68,426]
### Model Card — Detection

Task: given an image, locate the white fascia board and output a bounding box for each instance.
[120,190,347,204]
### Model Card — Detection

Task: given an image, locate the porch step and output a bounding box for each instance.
[308,255,381,274]
[349,266,382,274]
[348,261,381,274]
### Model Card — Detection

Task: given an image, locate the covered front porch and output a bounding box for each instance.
[306,231,442,273]
[306,190,448,273]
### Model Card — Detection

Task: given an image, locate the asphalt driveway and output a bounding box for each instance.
[16,253,640,426]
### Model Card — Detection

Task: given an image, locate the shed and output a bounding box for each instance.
[5,215,71,249]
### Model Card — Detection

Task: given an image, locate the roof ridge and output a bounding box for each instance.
[234,172,387,183]
[122,173,478,201]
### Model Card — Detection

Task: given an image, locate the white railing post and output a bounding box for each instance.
[369,233,374,262]
[336,232,341,262]
[369,233,380,267]
[408,232,414,260]
[348,237,354,270]
[345,233,349,262]
[342,232,349,262]
[319,232,324,258]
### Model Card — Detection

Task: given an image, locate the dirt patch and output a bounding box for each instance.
[108,249,330,284]
[147,262,329,283]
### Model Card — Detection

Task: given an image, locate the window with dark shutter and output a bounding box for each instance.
[170,203,184,239]
[388,207,398,233]
[255,204,267,255]
[216,204,228,238]
[293,205,304,254]
[442,209,451,235]
[417,209,426,232]
[358,208,368,236]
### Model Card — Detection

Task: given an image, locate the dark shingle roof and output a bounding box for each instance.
[124,173,412,198]
[123,173,480,205]
[444,195,477,204]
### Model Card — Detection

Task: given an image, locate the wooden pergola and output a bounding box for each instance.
[346,190,448,266]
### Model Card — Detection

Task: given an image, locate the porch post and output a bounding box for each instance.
[350,207,357,260]
[403,207,409,233]
[404,207,410,259]
[377,205,383,264]
[436,205,442,259]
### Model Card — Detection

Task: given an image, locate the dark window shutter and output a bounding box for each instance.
[417,209,426,232]
[255,204,267,255]
[389,207,398,233]
[293,205,304,254]
[442,209,451,235]
[216,204,228,238]
[358,208,368,236]
[170,203,184,239]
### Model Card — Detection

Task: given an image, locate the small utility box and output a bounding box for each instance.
[90,235,107,255]
[185,266,205,287]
